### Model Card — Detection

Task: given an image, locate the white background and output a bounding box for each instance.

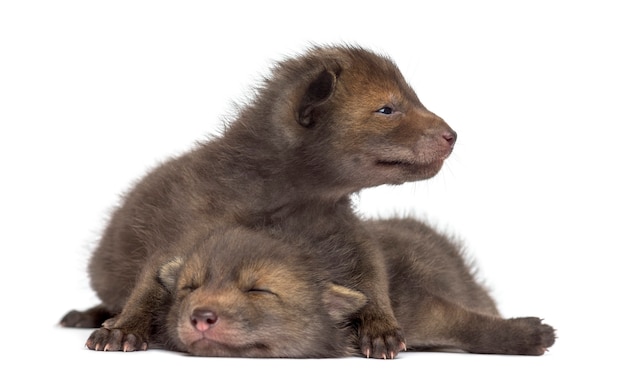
[1,1,624,373]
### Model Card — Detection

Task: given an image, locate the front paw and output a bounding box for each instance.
[358,320,406,359]
[86,327,148,352]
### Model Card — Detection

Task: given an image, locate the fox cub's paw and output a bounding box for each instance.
[358,319,406,359]
[86,327,148,352]
[506,317,556,355]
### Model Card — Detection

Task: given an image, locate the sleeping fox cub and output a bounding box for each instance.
[62,219,555,357]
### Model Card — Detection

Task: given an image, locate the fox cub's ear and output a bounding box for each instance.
[297,68,339,128]
[158,257,185,292]
[323,283,368,323]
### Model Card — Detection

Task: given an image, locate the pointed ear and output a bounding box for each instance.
[323,283,368,323]
[157,257,184,292]
[297,69,338,128]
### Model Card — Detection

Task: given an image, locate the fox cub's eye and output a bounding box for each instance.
[376,106,394,115]
[181,283,199,292]
[247,287,276,296]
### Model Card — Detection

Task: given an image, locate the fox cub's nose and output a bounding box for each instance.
[443,130,457,148]
[191,308,218,332]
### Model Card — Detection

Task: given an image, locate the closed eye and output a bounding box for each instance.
[247,287,277,296]
[181,283,199,292]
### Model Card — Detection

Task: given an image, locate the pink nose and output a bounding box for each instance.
[190,309,218,332]
[442,130,457,148]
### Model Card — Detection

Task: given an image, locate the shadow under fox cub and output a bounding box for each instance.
[62,218,555,357]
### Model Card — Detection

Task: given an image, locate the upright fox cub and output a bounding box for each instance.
[61,45,458,359]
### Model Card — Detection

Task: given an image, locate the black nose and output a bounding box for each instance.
[443,130,457,147]
[191,309,218,332]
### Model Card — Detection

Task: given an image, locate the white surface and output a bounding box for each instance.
[1,1,624,372]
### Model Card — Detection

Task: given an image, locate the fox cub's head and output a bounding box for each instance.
[265,45,456,189]
[157,228,367,358]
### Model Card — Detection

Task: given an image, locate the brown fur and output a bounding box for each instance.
[369,218,555,355]
[156,228,367,357]
[60,45,458,358]
[82,227,369,357]
[65,220,555,357]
